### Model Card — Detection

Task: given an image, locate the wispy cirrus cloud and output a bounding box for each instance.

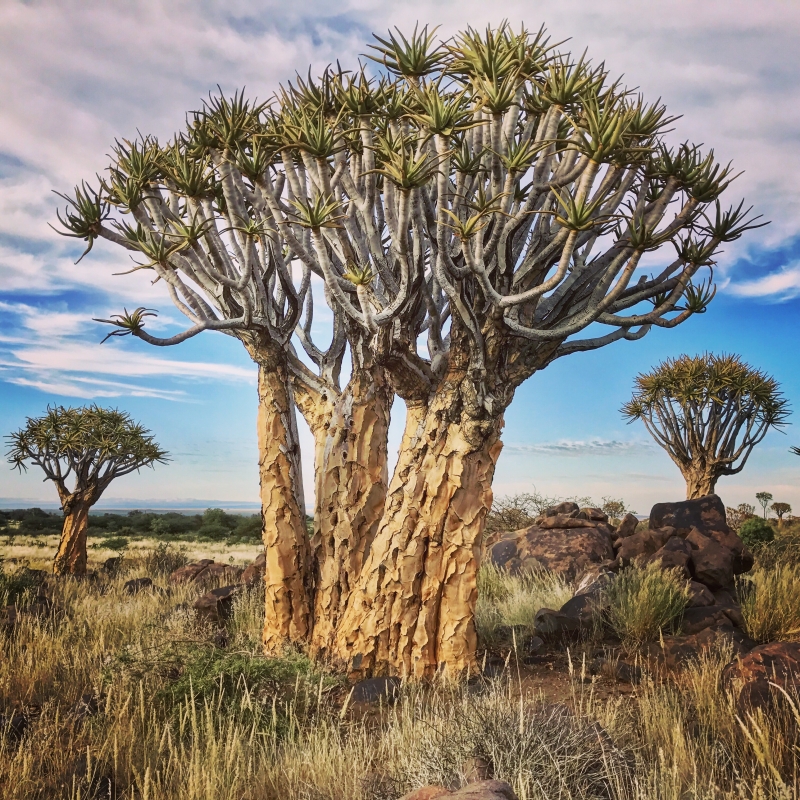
[504,439,653,457]
[726,263,800,301]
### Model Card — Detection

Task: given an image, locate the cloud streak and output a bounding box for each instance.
[504,439,653,457]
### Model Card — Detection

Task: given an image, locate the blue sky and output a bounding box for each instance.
[1,0,800,514]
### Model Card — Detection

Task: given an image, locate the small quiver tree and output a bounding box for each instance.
[771,501,791,523]
[623,354,789,499]
[6,405,168,574]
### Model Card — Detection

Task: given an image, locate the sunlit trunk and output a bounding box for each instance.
[682,464,717,500]
[308,368,393,659]
[255,355,313,653]
[53,496,92,575]
[333,377,505,679]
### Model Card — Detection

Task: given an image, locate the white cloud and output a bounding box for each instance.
[726,262,800,300]
[504,438,653,457]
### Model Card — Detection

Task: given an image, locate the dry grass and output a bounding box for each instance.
[739,564,800,643]
[603,563,690,651]
[1,551,800,799]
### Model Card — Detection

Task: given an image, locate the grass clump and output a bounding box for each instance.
[142,541,188,576]
[0,563,42,606]
[739,564,800,642]
[604,563,689,651]
[475,562,572,646]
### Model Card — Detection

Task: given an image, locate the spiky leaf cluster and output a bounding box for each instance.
[56,22,763,407]
[7,405,168,502]
[623,353,788,478]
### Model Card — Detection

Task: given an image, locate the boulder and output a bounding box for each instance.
[573,566,614,597]
[488,525,614,581]
[648,626,755,670]
[542,501,579,518]
[123,577,153,595]
[686,580,716,608]
[400,781,518,800]
[577,507,609,523]
[613,527,673,567]
[193,585,240,621]
[558,593,598,621]
[722,642,800,714]
[680,606,733,635]
[649,494,728,536]
[170,560,242,586]
[537,515,604,530]
[615,513,639,539]
[241,552,266,587]
[170,560,214,584]
[685,528,736,590]
[533,608,584,638]
[350,676,401,704]
[645,536,692,576]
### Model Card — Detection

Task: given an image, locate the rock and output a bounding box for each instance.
[649,494,728,536]
[649,627,755,670]
[193,585,240,621]
[722,642,800,715]
[646,536,693,576]
[103,557,123,574]
[170,561,214,584]
[542,501,579,518]
[0,710,28,741]
[685,528,735,589]
[680,606,733,635]
[400,788,451,800]
[533,608,583,638]
[537,515,604,530]
[462,756,492,783]
[123,577,153,595]
[577,507,609,523]
[240,552,266,587]
[558,593,598,620]
[590,657,642,684]
[401,781,519,800]
[489,525,614,581]
[201,563,243,584]
[615,513,639,539]
[686,581,716,608]
[613,527,673,566]
[574,566,614,596]
[351,676,401,704]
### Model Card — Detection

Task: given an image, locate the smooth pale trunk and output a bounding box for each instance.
[309,370,393,659]
[681,463,718,500]
[53,498,92,575]
[256,359,313,652]
[332,384,504,679]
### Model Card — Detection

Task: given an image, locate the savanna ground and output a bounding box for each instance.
[2,511,800,799]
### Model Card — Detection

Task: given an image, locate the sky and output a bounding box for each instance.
[1,0,800,515]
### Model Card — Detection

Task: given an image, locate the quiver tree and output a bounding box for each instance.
[623,354,789,499]
[771,501,791,522]
[6,406,167,574]
[58,22,765,676]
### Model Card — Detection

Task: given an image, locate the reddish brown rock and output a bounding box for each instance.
[680,606,733,635]
[686,581,716,608]
[400,788,451,800]
[169,560,214,584]
[614,527,673,567]
[542,501,579,518]
[401,781,518,800]
[646,537,693,576]
[577,507,609,523]
[537,515,603,530]
[685,528,736,589]
[649,627,755,670]
[193,585,240,621]
[489,525,614,581]
[240,552,266,587]
[722,642,800,714]
[649,494,728,536]
[615,513,639,539]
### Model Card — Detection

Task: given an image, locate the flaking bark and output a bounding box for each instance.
[53,494,93,575]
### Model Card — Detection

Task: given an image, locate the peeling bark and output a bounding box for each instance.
[53,495,92,575]
[309,367,393,659]
[681,464,717,500]
[254,353,313,653]
[333,374,505,679]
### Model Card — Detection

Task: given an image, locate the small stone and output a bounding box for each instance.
[615,513,639,539]
[350,676,401,704]
[686,581,716,607]
[193,585,240,622]
[123,577,153,595]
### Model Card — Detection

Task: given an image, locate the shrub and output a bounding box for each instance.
[738,517,775,548]
[603,563,689,650]
[0,565,42,606]
[739,565,800,642]
[142,542,187,576]
[754,527,800,570]
[96,536,129,552]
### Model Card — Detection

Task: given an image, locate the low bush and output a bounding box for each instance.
[739,564,800,642]
[0,564,42,606]
[738,517,775,549]
[754,526,800,569]
[142,542,188,576]
[603,563,689,650]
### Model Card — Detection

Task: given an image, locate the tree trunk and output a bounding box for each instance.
[682,463,717,500]
[255,355,313,653]
[53,495,92,575]
[332,381,505,679]
[309,368,393,659]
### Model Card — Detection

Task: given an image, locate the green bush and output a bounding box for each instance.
[603,562,689,650]
[738,517,775,549]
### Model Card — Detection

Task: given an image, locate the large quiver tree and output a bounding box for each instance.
[622,354,789,499]
[6,405,167,574]
[58,21,765,676]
